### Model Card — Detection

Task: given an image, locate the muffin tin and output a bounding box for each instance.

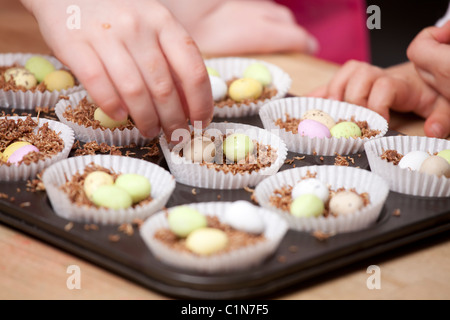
[0,107,449,299]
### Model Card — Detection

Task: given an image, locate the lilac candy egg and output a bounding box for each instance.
[7,145,40,165]
[298,119,331,139]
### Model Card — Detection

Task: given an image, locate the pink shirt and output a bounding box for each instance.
[275,0,370,64]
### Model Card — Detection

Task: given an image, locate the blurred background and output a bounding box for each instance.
[0,0,449,67]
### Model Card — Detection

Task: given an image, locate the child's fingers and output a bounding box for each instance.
[126,42,190,142]
[57,43,127,122]
[424,96,450,138]
[367,76,408,121]
[159,20,214,129]
[344,65,384,107]
[91,39,162,138]
[407,25,450,100]
[325,60,362,101]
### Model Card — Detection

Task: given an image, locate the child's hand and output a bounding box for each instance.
[407,21,450,102]
[181,0,319,55]
[308,60,450,138]
[22,0,213,141]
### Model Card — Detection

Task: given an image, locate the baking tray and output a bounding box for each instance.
[0,108,449,300]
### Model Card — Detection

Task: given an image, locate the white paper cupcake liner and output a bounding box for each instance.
[0,116,74,181]
[364,136,450,197]
[205,57,292,118]
[55,90,150,146]
[259,97,389,155]
[42,155,176,224]
[254,165,389,234]
[0,53,84,109]
[140,201,288,273]
[159,122,288,189]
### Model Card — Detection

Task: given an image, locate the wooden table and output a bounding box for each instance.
[1,1,449,300]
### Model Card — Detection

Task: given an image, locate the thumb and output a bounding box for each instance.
[424,96,450,138]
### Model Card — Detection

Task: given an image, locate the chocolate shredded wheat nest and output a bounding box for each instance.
[0,64,77,92]
[269,171,370,218]
[60,163,153,208]
[63,97,135,131]
[275,114,380,138]
[380,149,404,165]
[178,133,278,175]
[154,215,266,255]
[0,116,64,166]
[215,78,278,109]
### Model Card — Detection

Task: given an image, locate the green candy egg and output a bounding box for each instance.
[185,228,228,255]
[94,107,128,129]
[43,70,75,91]
[437,149,450,164]
[168,206,207,238]
[223,133,254,162]
[25,56,55,83]
[83,171,114,200]
[115,174,151,204]
[206,66,220,77]
[242,63,272,86]
[330,122,362,139]
[4,68,37,89]
[228,78,263,102]
[91,185,132,210]
[290,194,324,218]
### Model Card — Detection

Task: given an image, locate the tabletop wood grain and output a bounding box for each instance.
[1,0,449,300]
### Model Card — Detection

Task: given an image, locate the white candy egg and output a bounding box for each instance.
[291,178,329,202]
[222,201,265,234]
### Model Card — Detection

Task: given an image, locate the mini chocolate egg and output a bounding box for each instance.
[183,136,216,163]
[298,119,331,139]
[329,191,364,216]
[94,107,128,129]
[4,67,37,89]
[242,63,272,87]
[185,228,228,255]
[168,206,207,238]
[83,171,114,200]
[43,70,75,91]
[398,151,430,171]
[209,75,227,102]
[437,149,450,164]
[91,185,133,209]
[330,122,362,139]
[2,141,31,161]
[419,155,450,178]
[206,66,220,77]
[301,109,336,130]
[115,174,151,203]
[7,144,39,165]
[223,133,254,162]
[222,201,265,234]
[290,194,324,218]
[25,56,55,83]
[291,178,329,202]
[228,78,263,102]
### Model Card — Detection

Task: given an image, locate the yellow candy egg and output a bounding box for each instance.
[94,108,128,129]
[185,228,228,255]
[228,78,263,102]
[43,70,75,91]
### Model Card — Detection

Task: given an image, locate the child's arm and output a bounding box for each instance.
[20,0,213,141]
[308,60,450,138]
[161,0,319,55]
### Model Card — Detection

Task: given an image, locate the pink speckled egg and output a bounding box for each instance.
[298,119,331,139]
[7,145,40,165]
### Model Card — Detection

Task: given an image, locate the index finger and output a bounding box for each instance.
[159,20,214,129]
